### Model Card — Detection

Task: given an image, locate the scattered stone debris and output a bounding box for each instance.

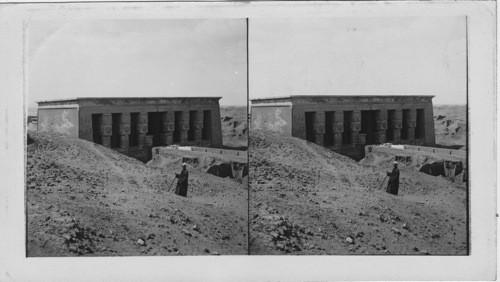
[345,237,354,244]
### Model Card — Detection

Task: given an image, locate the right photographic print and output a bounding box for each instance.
[248,16,468,255]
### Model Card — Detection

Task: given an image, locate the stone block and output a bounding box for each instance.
[333,123,344,133]
[139,113,148,124]
[315,134,324,146]
[180,131,188,143]
[352,111,361,122]
[138,134,146,146]
[358,133,367,145]
[163,122,175,132]
[121,114,131,124]
[103,114,112,125]
[102,136,111,148]
[138,124,148,134]
[194,121,204,130]
[350,122,361,132]
[374,132,386,144]
[393,129,401,143]
[333,133,342,147]
[195,130,202,141]
[120,135,129,148]
[376,121,388,130]
[181,121,190,131]
[101,125,112,137]
[166,112,175,121]
[119,124,131,135]
[314,123,325,134]
[407,128,415,140]
[393,120,402,129]
[408,119,417,128]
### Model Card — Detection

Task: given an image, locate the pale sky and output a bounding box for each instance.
[28,19,247,107]
[249,17,466,105]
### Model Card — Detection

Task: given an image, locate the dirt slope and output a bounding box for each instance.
[249,131,467,255]
[27,131,247,256]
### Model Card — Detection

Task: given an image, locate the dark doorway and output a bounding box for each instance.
[324,111,334,146]
[148,112,163,146]
[188,111,197,142]
[416,109,425,139]
[174,111,182,143]
[111,113,121,148]
[305,112,316,143]
[386,110,395,142]
[361,110,377,145]
[129,113,139,147]
[91,114,103,145]
[401,109,410,140]
[342,111,352,145]
[202,110,212,141]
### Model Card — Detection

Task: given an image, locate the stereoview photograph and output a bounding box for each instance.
[26,19,248,256]
[248,16,468,255]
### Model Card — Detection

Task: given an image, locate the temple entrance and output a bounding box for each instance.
[111,113,121,148]
[305,112,316,143]
[342,111,352,145]
[92,114,103,145]
[148,112,163,147]
[324,111,334,146]
[361,110,377,145]
[386,110,395,142]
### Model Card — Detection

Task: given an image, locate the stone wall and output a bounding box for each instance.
[251,104,292,135]
[38,97,223,162]
[37,107,79,137]
[251,95,435,160]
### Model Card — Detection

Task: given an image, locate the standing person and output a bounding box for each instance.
[175,163,189,197]
[386,161,400,196]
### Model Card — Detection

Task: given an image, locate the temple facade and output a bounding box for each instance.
[37,97,223,161]
[251,95,435,160]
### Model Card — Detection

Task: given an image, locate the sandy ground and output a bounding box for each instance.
[249,132,467,255]
[26,131,247,256]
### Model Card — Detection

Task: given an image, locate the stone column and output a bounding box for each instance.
[160,112,174,145]
[393,109,402,143]
[195,110,204,144]
[138,112,148,147]
[350,110,361,146]
[407,109,417,142]
[374,110,388,144]
[162,111,175,145]
[314,111,325,146]
[101,113,112,148]
[119,114,130,151]
[180,111,189,144]
[332,112,343,150]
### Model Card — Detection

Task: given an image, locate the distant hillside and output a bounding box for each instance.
[220,106,248,148]
[433,105,466,148]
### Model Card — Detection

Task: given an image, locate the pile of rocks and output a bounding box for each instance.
[55,216,98,255]
[267,215,310,253]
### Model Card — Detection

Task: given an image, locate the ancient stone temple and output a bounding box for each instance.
[37,97,223,161]
[251,95,435,160]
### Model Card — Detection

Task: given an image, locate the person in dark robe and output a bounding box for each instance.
[175,163,189,197]
[386,161,400,195]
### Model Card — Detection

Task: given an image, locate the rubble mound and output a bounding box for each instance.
[249,131,467,255]
[27,131,247,256]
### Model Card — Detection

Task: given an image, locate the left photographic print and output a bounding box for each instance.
[26,19,248,256]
